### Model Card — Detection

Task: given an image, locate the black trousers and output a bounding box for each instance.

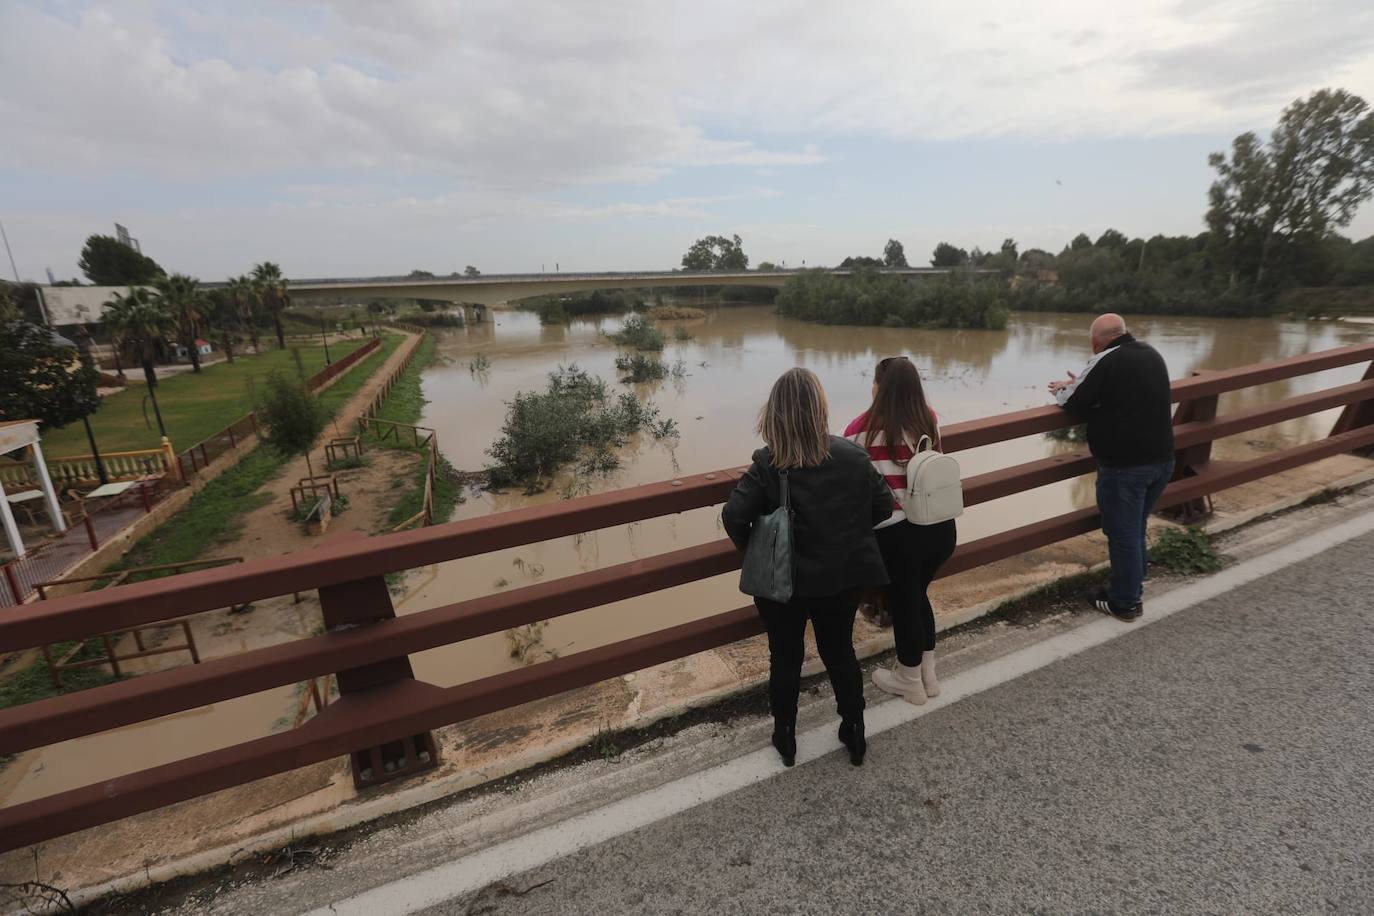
[755,589,864,726]
[876,519,957,667]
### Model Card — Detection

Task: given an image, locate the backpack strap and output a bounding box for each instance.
[914,434,933,453]
[778,469,790,509]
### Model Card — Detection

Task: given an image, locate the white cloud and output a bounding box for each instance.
[4,0,1371,183]
[2,0,1372,278]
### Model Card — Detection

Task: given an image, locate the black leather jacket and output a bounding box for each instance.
[722,436,892,598]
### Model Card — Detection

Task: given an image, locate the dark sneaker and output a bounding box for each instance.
[1092,589,1142,622]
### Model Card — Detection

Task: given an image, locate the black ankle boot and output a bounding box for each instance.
[838,719,866,766]
[772,722,797,767]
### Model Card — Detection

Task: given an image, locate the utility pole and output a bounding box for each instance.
[0,217,20,282]
[319,312,332,365]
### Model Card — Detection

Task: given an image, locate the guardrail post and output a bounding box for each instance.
[2,564,21,605]
[1330,359,1374,456]
[1164,370,1218,522]
[318,575,440,789]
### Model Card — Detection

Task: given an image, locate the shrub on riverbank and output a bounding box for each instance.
[485,366,673,490]
[650,305,707,319]
[776,268,1010,330]
[607,313,666,351]
[615,353,667,383]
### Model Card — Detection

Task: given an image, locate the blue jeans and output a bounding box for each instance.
[1096,461,1174,608]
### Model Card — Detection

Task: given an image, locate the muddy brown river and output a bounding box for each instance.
[2,307,1367,808]
[401,306,1372,686]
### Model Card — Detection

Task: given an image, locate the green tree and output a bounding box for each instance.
[930,242,968,267]
[255,370,327,478]
[227,274,260,353]
[407,269,436,278]
[1208,88,1374,289]
[883,239,909,268]
[1095,229,1128,249]
[0,283,18,321]
[101,286,172,390]
[1334,234,1374,285]
[1069,233,1093,251]
[0,319,100,431]
[202,289,240,363]
[464,265,481,277]
[252,261,290,349]
[840,255,884,268]
[681,234,749,271]
[78,235,164,285]
[154,273,207,373]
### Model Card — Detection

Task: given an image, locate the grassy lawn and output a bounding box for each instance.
[104,333,404,575]
[41,338,379,458]
[0,337,406,715]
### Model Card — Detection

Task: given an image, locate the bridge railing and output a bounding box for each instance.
[285,267,995,289]
[1,342,1373,850]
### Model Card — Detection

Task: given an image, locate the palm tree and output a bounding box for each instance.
[228,274,260,353]
[203,289,239,364]
[102,286,174,436]
[154,273,207,373]
[252,262,290,349]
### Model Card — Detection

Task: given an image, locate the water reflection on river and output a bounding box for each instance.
[403,306,1370,686]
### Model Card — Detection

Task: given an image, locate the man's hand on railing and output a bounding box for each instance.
[1048,370,1077,395]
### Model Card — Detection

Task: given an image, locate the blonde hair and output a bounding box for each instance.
[758,368,831,468]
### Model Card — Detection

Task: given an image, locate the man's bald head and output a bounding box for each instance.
[1090,313,1127,353]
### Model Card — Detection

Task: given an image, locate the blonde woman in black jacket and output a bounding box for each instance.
[722,368,893,767]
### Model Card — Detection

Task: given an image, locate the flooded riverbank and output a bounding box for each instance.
[402,306,1372,685]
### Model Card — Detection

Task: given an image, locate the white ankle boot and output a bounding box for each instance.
[920,651,939,698]
[873,662,926,705]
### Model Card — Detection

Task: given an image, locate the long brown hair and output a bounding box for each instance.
[758,368,831,468]
[863,356,939,460]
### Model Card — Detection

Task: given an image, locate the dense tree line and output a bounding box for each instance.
[776,267,1009,330]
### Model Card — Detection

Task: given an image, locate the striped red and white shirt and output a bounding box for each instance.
[843,409,940,529]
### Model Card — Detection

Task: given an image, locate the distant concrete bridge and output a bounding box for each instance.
[285,268,986,306]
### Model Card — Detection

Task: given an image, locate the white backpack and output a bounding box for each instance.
[901,435,964,524]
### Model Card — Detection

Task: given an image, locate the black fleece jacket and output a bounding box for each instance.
[1055,333,1175,468]
[721,436,892,597]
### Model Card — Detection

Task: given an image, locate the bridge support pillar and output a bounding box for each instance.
[319,574,440,790]
[1330,358,1374,457]
[1162,371,1218,523]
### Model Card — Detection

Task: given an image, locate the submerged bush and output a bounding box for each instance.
[607,313,666,351]
[485,365,673,490]
[615,353,667,383]
[776,267,1009,330]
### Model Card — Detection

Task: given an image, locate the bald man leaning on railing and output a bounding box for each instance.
[1049,314,1175,621]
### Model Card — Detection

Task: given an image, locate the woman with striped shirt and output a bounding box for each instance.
[843,356,958,704]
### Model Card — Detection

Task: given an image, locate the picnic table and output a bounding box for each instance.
[82,480,141,500]
[5,489,46,525]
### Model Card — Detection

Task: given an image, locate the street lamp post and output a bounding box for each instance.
[319,313,332,365]
[81,414,109,486]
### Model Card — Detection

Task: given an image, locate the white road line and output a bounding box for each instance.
[306,508,1374,916]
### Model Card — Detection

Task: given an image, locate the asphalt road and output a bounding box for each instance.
[426,530,1374,916]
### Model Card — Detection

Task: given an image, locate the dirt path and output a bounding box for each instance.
[145,330,427,675]
[218,331,424,564]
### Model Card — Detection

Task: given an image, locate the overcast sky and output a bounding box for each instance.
[2,0,1373,282]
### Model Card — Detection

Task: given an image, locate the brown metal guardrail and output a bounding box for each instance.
[0,341,1372,850]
